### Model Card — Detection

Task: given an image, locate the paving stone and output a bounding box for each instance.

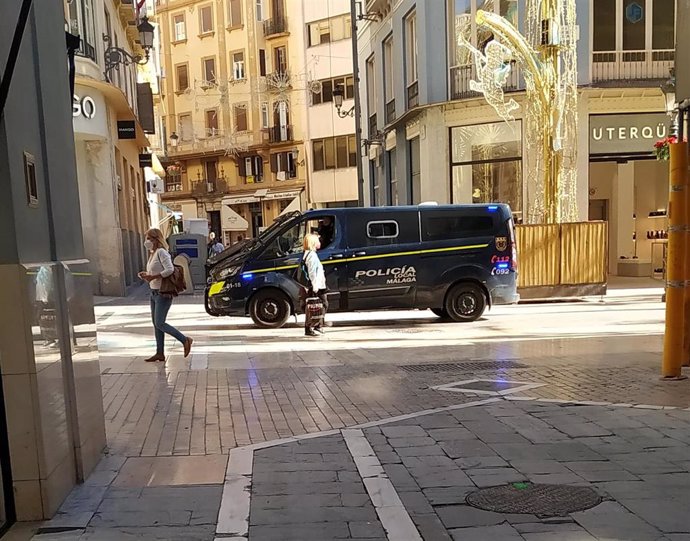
[266,461,356,472]
[436,505,504,528]
[449,523,523,540]
[620,499,690,533]
[544,442,606,462]
[252,494,342,509]
[409,468,474,489]
[572,501,665,539]
[341,493,372,507]
[521,529,597,540]
[476,432,532,444]
[249,505,378,525]
[252,482,367,496]
[462,421,516,434]
[387,436,438,448]
[248,522,351,540]
[381,426,428,438]
[252,471,338,484]
[102,487,142,500]
[526,472,588,485]
[417,414,462,429]
[490,443,552,461]
[377,451,403,464]
[454,456,509,469]
[366,434,389,446]
[614,455,687,475]
[410,513,453,541]
[467,469,527,487]
[426,427,476,441]
[423,486,475,505]
[550,422,613,438]
[509,460,570,475]
[79,525,216,540]
[401,456,456,469]
[348,521,386,538]
[514,522,589,534]
[395,445,447,457]
[575,469,639,482]
[440,440,495,459]
[397,490,434,514]
[383,464,420,490]
[89,510,192,527]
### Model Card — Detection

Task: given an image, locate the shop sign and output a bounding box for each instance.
[139,153,153,168]
[265,190,302,201]
[590,113,670,155]
[72,86,107,139]
[72,95,96,119]
[117,120,136,140]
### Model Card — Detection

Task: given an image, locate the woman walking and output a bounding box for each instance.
[139,228,193,362]
[302,233,328,337]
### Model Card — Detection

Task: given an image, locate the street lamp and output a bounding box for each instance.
[333,85,355,118]
[661,68,677,116]
[169,132,179,149]
[103,16,155,82]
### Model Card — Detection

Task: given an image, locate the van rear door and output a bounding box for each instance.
[346,211,419,310]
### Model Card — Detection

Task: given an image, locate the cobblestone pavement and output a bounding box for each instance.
[18,287,690,540]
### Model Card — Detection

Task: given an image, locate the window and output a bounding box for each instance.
[205,109,219,135]
[234,103,248,131]
[366,55,376,114]
[239,155,264,182]
[409,137,421,204]
[179,113,193,141]
[274,46,287,75]
[104,8,112,43]
[653,0,675,50]
[259,49,267,76]
[260,102,270,128]
[173,13,186,41]
[228,0,242,26]
[383,36,394,101]
[367,221,398,239]
[256,0,263,21]
[313,135,357,171]
[270,151,297,179]
[232,51,245,80]
[69,0,96,59]
[593,0,616,51]
[202,57,216,84]
[176,64,189,92]
[24,152,38,208]
[622,0,645,51]
[387,149,398,205]
[200,5,214,34]
[405,11,418,85]
[307,14,351,46]
[311,75,354,105]
[450,121,523,218]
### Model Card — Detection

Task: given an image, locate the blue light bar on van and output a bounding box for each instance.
[241,273,254,280]
[497,263,509,269]
[488,205,498,211]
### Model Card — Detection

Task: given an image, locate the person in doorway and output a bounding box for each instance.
[207,232,217,259]
[139,228,193,362]
[209,237,225,257]
[301,233,329,337]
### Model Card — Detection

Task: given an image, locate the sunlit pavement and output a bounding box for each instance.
[19,280,690,541]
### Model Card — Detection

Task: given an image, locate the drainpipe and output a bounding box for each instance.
[350,0,365,207]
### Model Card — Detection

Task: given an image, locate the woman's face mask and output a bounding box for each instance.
[144,239,154,251]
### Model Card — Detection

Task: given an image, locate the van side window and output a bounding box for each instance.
[367,221,398,239]
[422,213,495,241]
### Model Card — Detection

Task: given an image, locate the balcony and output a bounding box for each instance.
[592,50,674,84]
[385,99,395,124]
[263,16,288,38]
[407,81,419,109]
[263,125,293,143]
[192,177,230,197]
[449,61,521,101]
[368,113,377,138]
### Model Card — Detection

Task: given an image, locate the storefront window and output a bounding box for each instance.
[450,121,522,218]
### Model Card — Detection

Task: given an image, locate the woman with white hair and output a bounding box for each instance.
[301,233,328,337]
[138,228,193,362]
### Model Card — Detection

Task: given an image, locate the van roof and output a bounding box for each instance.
[303,203,512,215]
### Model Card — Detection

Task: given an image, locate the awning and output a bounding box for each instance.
[278,196,301,217]
[221,204,249,231]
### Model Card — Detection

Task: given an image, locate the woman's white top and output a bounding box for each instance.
[146,248,174,290]
[303,250,326,291]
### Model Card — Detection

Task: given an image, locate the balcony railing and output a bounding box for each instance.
[449,61,521,101]
[368,113,377,138]
[164,178,183,193]
[407,81,419,109]
[192,177,230,197]
[385,99,396,124]
[592,50,674,83]
[263,125,293,143]
[263,16,288,37]
[75,39,96,62]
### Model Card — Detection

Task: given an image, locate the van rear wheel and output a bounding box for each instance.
[445,283,486,322]
[249,290,290,328]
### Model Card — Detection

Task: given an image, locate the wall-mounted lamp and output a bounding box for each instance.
[103,16,154,82]
[291,149,305,166]
[169,132,179,149]
[333,85,355,118]
[356,1,380,21]
[363,130,385,148]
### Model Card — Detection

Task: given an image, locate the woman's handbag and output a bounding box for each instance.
[157,251,187,297]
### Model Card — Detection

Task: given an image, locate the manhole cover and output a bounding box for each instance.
[466,483,602,517]
[399,361,527,372]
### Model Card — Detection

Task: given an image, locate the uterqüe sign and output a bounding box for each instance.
[589,113,670,155]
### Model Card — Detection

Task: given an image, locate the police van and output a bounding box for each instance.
[205,204,518,328]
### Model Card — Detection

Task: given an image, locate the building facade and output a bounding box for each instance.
[0,1,105,525]
[156,0,310,245]
[302,0,358,208]
[357,0,675,276]
[66,0,156,296]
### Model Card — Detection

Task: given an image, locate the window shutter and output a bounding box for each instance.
[287,152,296,178]
[238,156,247,177]
[254,156,264,179]
[259,49,266,76]
[270,153,278,173]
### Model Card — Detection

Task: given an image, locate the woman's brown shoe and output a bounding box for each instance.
[183,337,193,358]
[145,354,165,363]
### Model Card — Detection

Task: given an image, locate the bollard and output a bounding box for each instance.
[662,142,689,379]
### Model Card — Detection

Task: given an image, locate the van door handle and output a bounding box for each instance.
[354,251,366,257]
[330,253,344,259]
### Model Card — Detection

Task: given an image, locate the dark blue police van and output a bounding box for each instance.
[205,204,518,327]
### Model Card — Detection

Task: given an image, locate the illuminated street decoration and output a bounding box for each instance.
[460,0,579,223]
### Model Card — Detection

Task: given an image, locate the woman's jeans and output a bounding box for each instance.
[150,290,187,354]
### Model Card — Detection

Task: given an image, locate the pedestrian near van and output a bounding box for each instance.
[139,228,193,362]
[301,233,328,337]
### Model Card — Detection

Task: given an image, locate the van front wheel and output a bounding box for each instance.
[249,290,290,328]
[445,283,487,322]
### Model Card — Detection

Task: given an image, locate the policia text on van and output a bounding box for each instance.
[205,204,519,328]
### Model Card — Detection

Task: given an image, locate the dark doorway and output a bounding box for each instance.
[249,202,263,238]
[208,210,221,240]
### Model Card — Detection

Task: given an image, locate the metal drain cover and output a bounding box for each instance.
[466,483,602,517]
